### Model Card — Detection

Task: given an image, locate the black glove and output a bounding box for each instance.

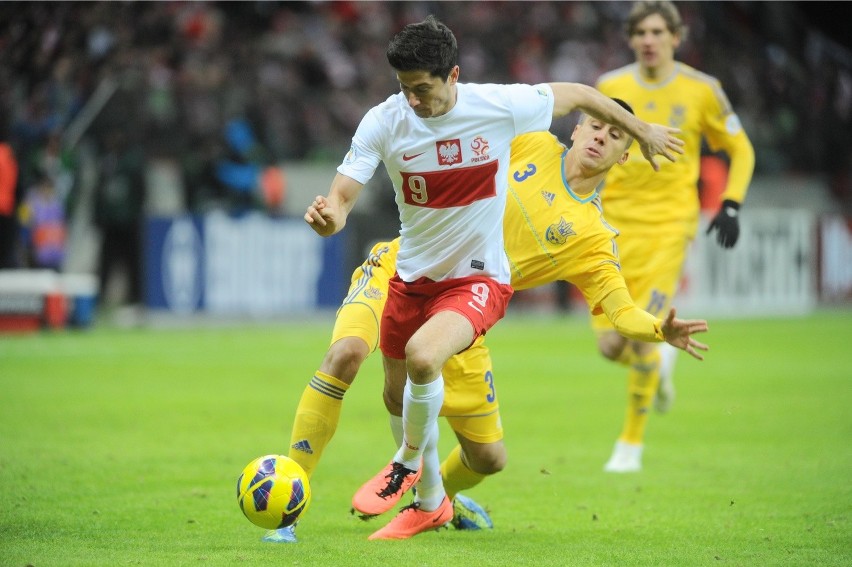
[706,199,740,249]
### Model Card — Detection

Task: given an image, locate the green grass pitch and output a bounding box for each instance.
[1,309,850,566]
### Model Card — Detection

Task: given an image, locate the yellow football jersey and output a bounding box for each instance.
[503,131,627,314]
[596,62,754,237]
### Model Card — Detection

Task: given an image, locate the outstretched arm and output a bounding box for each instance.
[659,307,709,361]
[600,288,709,361]
[304,173,365,237]
[548,82,684,171]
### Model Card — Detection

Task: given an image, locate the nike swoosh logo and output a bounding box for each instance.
[402,152,425,161]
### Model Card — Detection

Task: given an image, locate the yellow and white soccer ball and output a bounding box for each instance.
[237,454,311,529]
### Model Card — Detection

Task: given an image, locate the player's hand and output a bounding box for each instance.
[304,195,342,237]
[706,199,741,249]
[639,124,684,171]
[661,307,709,361]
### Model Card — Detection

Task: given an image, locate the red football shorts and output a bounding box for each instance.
[380,273,514,360]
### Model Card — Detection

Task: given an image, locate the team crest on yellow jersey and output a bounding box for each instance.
[364,286,384,300]
[545,217,576,245]
[670,104,686,128]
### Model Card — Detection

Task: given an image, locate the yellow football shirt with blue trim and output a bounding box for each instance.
[596,62,754,237]
[503,131,627,315]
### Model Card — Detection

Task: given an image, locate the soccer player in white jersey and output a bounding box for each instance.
[305,15,684,540]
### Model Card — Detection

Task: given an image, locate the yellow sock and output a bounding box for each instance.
[440,445,487,501]
[287,370,349,479]
[619,348,661,445]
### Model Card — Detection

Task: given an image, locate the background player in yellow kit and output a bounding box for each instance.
[594,1,755,473]
[267,102,703,542]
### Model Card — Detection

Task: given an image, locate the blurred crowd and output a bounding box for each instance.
[1,1,850,285]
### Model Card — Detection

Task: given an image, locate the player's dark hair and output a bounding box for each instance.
[625,1,688,42]
[612,98,636,146]
[386,15,458,80]
[578,98,636,147]
[612,97,634,115]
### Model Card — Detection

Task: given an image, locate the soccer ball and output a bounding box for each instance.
[237,454,311,529]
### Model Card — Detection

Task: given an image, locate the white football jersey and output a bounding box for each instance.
[338,82,555,283]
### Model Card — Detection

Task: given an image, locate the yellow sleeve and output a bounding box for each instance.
[701,84,755,205]
[720,131,755,205]
[600,288,665,343]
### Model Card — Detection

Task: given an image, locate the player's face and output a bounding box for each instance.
[570,118,630,171]
[628,13,681,72]
[396,66,459,118]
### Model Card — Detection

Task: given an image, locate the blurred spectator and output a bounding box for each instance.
[0,117,20,269]
[33,130,76,203]
[19,174,66,270]
[93,128,145,306]
[214,117,272,212]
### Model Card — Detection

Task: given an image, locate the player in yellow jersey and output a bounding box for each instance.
[593,1,755,473]
[265,102,703,542]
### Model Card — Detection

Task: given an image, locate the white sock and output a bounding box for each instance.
[389,414,404,447]
[413,420,446,510]
[394,375,444,470]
